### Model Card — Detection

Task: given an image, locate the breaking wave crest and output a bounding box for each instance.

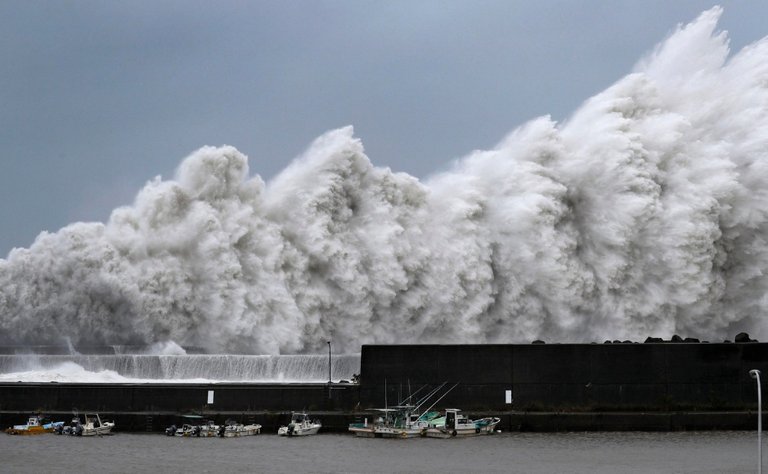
[2,7,768,353]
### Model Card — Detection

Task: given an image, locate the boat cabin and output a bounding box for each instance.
[443,409,472,430]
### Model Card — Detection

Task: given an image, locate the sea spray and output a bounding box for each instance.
[1,7,767,353]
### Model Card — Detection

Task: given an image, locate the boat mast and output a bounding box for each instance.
[418,382,459,420]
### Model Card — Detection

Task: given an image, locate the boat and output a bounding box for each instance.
[219,419,261,438]
[197,420,221,437]
[54,413,115,436]
[5,415,63,435]
[348,383,453,438]
[55,414,115,436]
[423,408,500,438]
[164,418,260,438]
[278,412,321,436]
[76,414,115,436]
[165,423,201,437]
[348,407,441,438]
[165,415,205,436]
[348,408,396,438]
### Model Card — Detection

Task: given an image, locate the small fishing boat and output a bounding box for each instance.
[78,414,115,436]
[5,415,63,435]
[219,419,261,438]
[348,409,395,438]
[349,382,453,438]
[165,415,206,436]
[54,414,113,436]
[348,407,437,438]
[423,408,500,438]
[277,412,321,437]
[165,423,201,437]
[197,420,221,437]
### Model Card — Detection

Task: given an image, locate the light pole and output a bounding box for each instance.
[751,369,762,474]
[327,341,332,400]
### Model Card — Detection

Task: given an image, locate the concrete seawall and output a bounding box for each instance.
[2,342,766,432]
[359,343,768,411]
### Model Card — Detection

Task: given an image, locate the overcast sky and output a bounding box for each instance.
[2,1,767,257]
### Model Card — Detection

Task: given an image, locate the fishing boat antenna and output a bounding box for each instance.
[418,382,459,419]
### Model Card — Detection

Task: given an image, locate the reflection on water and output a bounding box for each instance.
[0,431,758,473]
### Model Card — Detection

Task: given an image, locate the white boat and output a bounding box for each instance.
[81,414,115,436]
[165,418,259,438]
[65,414,115,436]
[54,414,113,436]
[220,419,261,438]
[278,412,322,437]
[197,420,221,437]
[423,408,500,438]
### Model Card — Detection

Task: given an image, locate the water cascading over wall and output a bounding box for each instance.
[0,354,361,383]
[1,7,768,355]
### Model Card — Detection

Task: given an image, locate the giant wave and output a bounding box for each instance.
[2,7,767,354]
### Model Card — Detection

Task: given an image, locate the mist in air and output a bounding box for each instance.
[2,7,767,354]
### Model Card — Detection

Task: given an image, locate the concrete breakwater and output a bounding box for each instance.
[1,342,767,432]
[360,342,768,412]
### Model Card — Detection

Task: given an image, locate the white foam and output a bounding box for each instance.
[1,7,767,352]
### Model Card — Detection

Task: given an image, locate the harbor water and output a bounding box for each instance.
[1,431,758,473]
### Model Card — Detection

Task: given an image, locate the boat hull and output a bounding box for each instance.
[348,425,424,438]
[5,420,63,435]
[5,426,51,435]
[81,425,114,436]
[277,423,321,436]
[277,425,320,437]
[222,424,261,437]
[424,419,499,439]
[348,425,376,437]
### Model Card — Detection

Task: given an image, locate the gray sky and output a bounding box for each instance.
[2,1,766,257]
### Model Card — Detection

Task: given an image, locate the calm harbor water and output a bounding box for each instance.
[1,431,759,473]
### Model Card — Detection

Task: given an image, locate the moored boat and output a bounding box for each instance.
[349,382,454,438]
[5,415,63,435]
[78,414,115,436]
[423,408,500,438]
[54,414,114,436]
[277,412,321,437]
[165,423,201,437]
[220,419,261,437]
[348,407,440,438]
[197,420,221,437]
[165,415,206,436]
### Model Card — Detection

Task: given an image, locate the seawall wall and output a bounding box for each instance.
[2,342,767,431]
[358,343,768,411]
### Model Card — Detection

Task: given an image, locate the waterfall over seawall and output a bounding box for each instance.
[0,354,361,383]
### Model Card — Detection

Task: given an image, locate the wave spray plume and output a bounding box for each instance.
[2,7,768,353]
